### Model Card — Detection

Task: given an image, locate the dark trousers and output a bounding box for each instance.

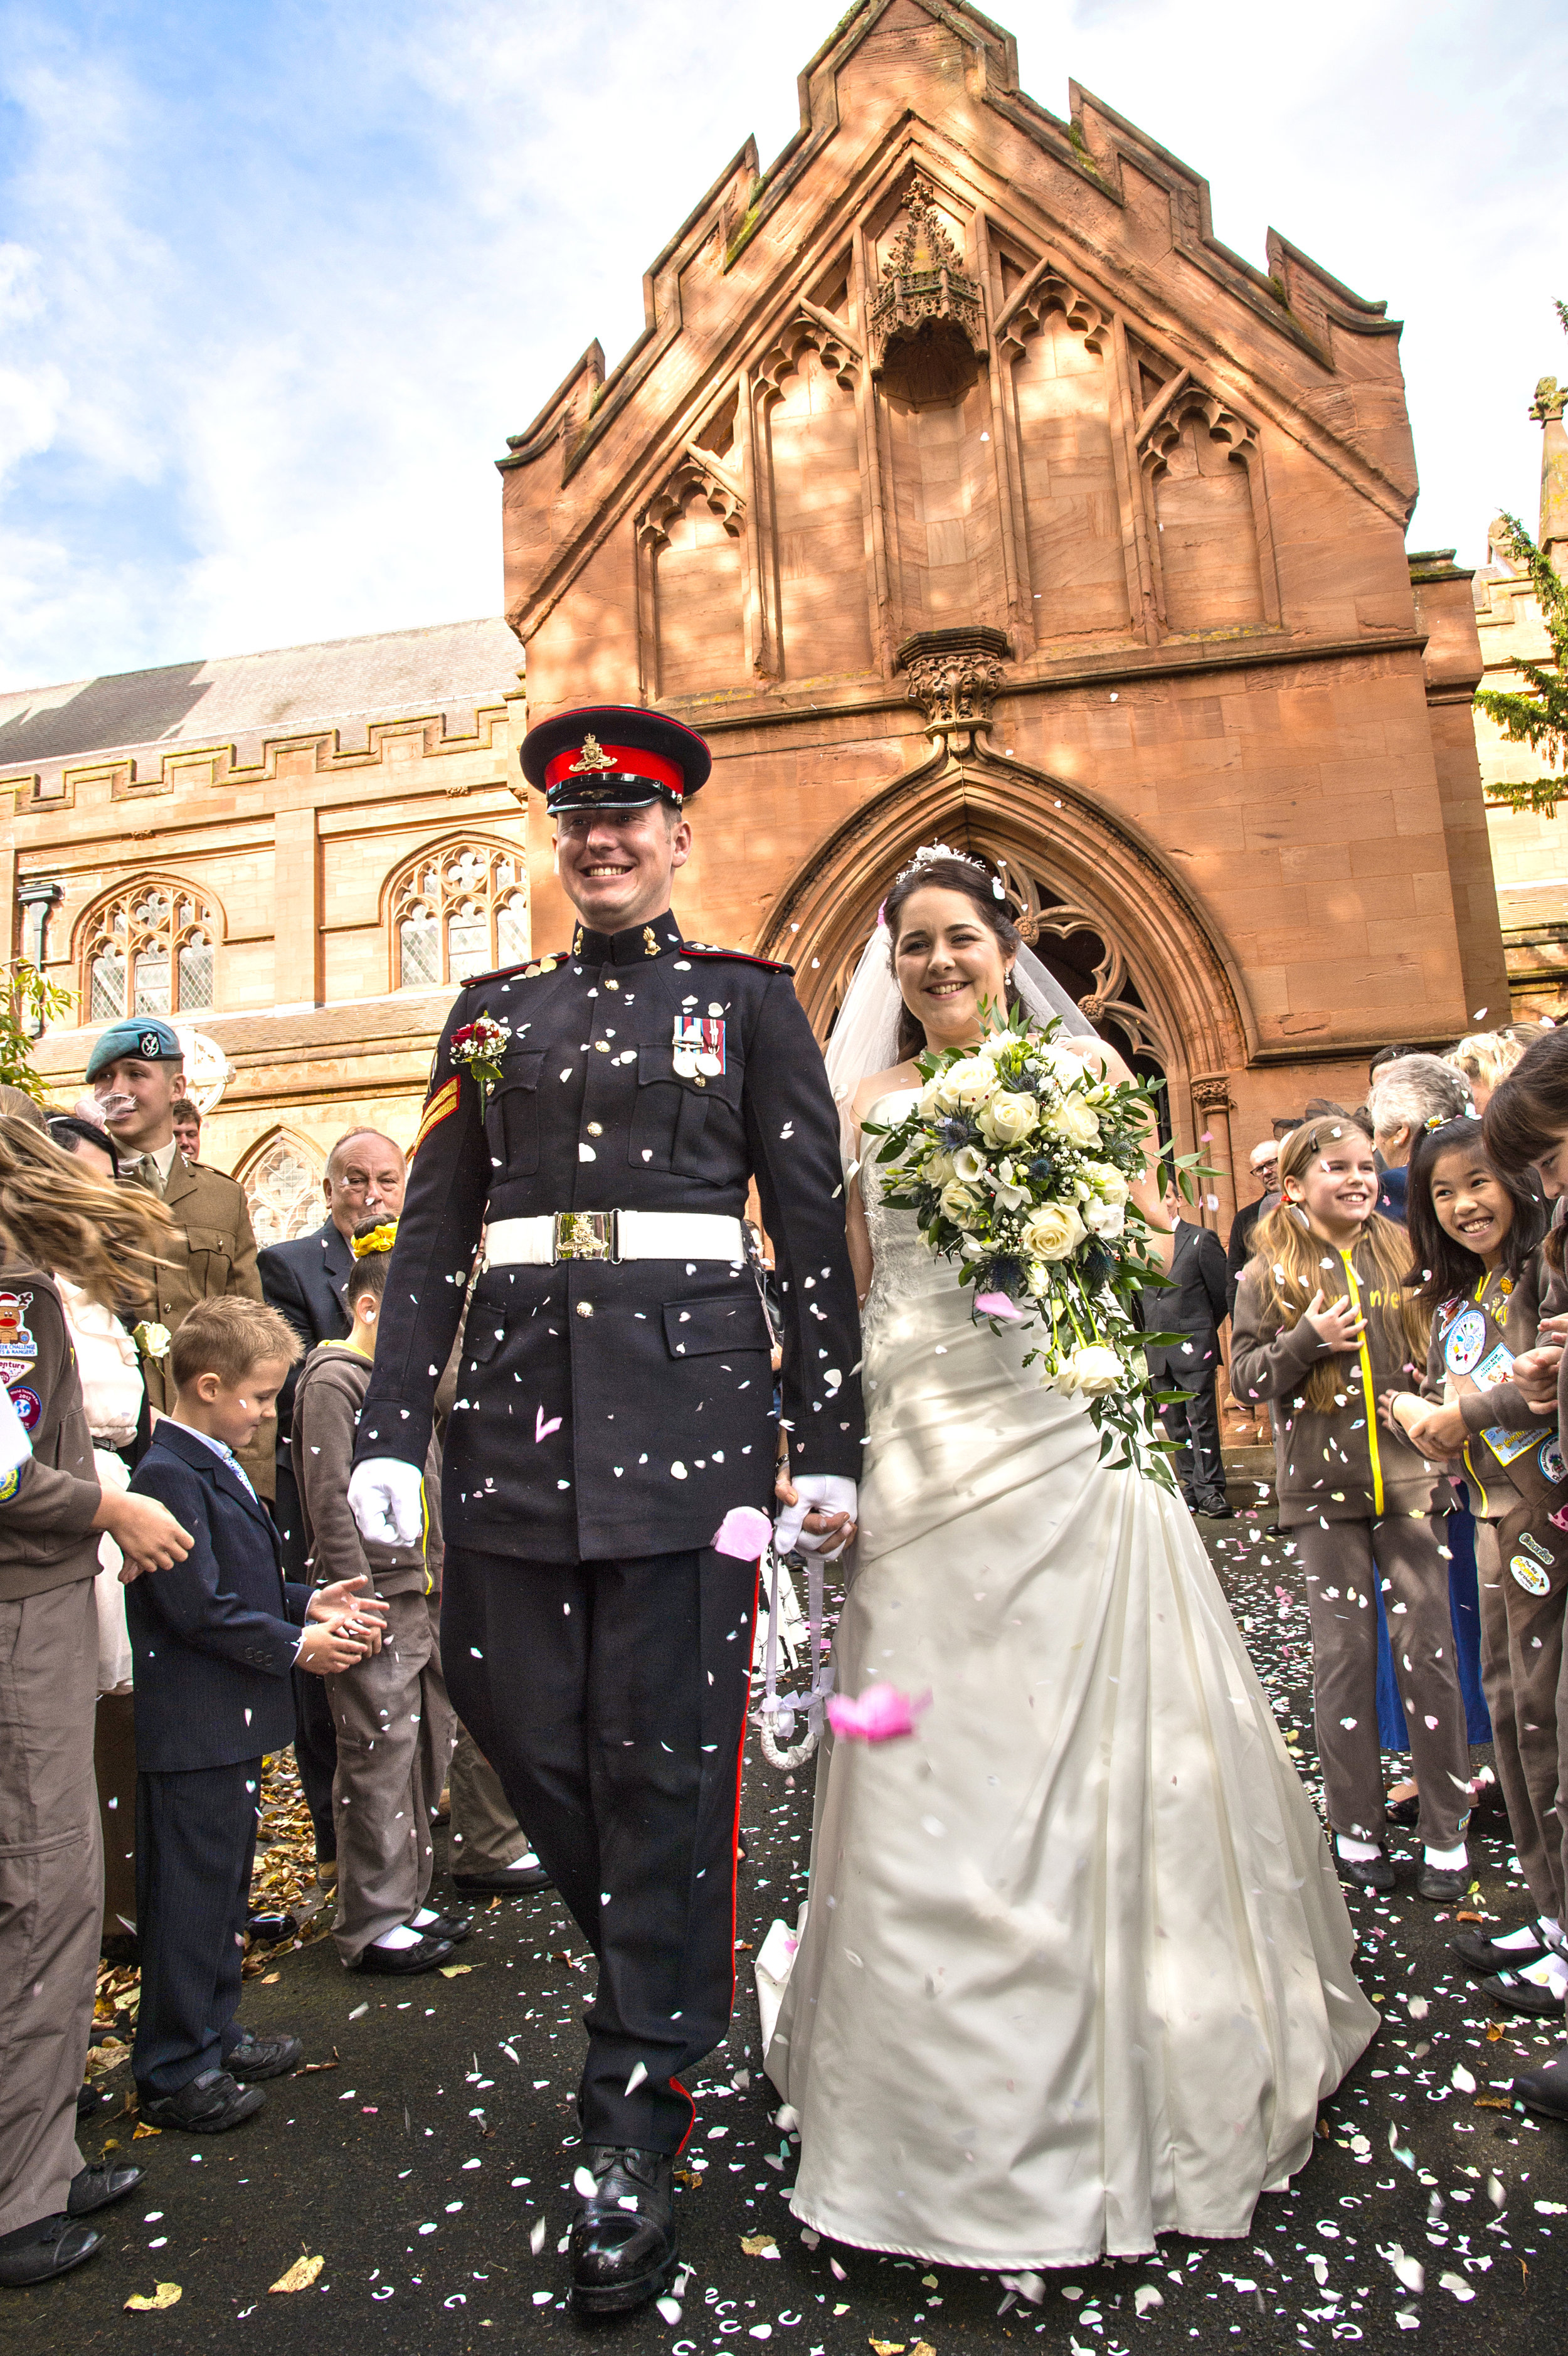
[133,1758,260,2096]
[276,1463,337,1859]
[442,1544,758,2154]
[95,1689,139,1939]
[1157,1365,1226,1497]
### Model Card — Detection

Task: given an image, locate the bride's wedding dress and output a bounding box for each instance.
[766,1092,1378,2268]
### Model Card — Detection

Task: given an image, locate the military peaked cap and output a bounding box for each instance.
[521,705,712,816]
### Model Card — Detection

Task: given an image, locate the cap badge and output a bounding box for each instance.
[568,733,617,774]
[139,1031,162,1058]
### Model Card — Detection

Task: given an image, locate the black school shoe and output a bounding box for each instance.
[452,1862,553,1895]
[1481,1970,1567,2020]
[67,2162,144,2217]
[1416,1861,1471,1903]
[570,2147,678,2315]
[352,1931,455,1977]
[138,2068,265,2133]
[1513,2041,1568,2121]
[1455,1923,1549,1974]
[1338,1849,1397,1893]
[422,1912,473,1945]
[0,2215,102,2288]
[226,2031,302,2083]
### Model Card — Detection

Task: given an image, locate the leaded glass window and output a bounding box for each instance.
[80,882,217,1023]
[391,842,529,989]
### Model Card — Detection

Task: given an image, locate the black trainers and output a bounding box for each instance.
[0,2215,102,2289]
[67,2163,144,2217]
[225,2031,302,2082]
[1194,1490,1234,1519]
[137,2068,265,2133]
[570,2146,678,2316]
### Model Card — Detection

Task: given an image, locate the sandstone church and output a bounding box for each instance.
[0,1,1511,1249]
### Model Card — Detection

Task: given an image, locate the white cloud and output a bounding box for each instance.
[1,0,1563,689]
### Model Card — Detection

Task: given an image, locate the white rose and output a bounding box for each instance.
[1082,1196,1126,1239]
[1044,1097,1101,1147]
[923,1148,956,1187]
[917,1075,956,1120]
[1081,1160,1129,1203]
[946,1056,999,1109]
[1036,1040,1092,1083]
[951,1144,987,1183]
[1020,1201,1085,1261]
[975,1090,1038,1147]
[1054,1343,1123,1396]
[940,1179,985,1228]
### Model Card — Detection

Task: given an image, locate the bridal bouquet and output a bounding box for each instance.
[863,1007,1193,1483]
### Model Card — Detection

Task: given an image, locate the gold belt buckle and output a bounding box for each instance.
[553,1211,617,1263]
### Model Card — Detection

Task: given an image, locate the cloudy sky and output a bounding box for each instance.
[1,0,1563,691]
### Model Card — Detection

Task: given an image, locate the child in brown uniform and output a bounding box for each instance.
[1391,1118,1564,2012]
[1231,1116,1471,1899]
[292,1220,458,1975]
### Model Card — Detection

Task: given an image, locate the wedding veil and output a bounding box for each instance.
[823,858,1097,1121]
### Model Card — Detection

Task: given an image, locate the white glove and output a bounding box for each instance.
[347,1458,425,1548]
[774,1474,858,1561]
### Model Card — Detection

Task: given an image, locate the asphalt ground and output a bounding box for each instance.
[10,1509,1568,2356]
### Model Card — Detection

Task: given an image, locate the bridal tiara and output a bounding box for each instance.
[893,842,1007,900]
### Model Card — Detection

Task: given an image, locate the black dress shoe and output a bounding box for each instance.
[570,2146,678,2316]
[353,1931,455,1977]
[67,2162,144,2217]
[1337,1849,1396,1892]
[138,2068,265,2133]
[76,2083,116,2122]
[0,2215,102,2288]
[1454,1923,1548,1974]
[225,2030,302,2082]
[1481,1970,1567,2020]
[1514,2041,1568,2121]
[452,1862,553,1895]
[1416,1861,1470,1902]
[422,1911,473,1945]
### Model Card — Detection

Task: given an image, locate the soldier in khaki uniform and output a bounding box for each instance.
[87,1020,270,1497]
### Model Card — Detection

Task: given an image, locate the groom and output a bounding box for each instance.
[348,706,862,2314]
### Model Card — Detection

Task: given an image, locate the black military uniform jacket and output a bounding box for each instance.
[354,911,864,1563]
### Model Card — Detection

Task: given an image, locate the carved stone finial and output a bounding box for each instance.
[896,625,1012,744]
[870,172,986,406]
[1190,1075,1236,1113]
[1530,375,1564,425]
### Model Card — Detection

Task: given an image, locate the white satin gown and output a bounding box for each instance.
[765,1093,1378,2268]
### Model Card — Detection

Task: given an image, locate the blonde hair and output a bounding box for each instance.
[169,1297,302,1392]
[0,1114,172,1308]
[1244,1117,1429,1411]
[1448,1030,1526,1096]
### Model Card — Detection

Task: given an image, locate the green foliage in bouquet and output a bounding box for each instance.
[862,1004,1207,1488]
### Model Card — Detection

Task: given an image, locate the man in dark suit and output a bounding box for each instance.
[1224,1137,1280,1320]
[1143,1181,1233,1519]
[125,1299,385,2133]
[258,1130,405,1872]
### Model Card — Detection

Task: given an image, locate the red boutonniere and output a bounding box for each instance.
[448,1013,512,1110]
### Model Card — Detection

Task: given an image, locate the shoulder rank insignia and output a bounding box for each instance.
[412,1076,460,1155]
[680,944,793,975]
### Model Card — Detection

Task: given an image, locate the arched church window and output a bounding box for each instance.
[238,1132,326,1250]
[82,882,217,1024]
[389,842,528,989]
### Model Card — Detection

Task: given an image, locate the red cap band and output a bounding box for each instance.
[543,741,685,799]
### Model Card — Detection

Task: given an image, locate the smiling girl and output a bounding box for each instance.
[1391,1118,1565,2012]
[1231,1117,1470,1897]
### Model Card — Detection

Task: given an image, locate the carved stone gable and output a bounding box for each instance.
[870,172,986,407]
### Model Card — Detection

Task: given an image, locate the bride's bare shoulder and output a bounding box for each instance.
[851,1061,921,1126]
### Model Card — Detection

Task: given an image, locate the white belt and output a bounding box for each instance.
[483,1211,746,1268]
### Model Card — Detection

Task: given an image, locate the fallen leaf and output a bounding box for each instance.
[125,2283,182,2310]
[911,2344,936,2356]
[869,2341,906,2355]
[741,2232,780,2258]
[261,1971,280,1985]
[1486,2023,1508,2043]
[298,2059,339,2074]
[438,1963,475,1978]
[132,2121,162,2139]
[1475,2095,1511,2111]
[674,2168,703,2190]
[1456,1911,1485,1924]
[270,2254,325,2293]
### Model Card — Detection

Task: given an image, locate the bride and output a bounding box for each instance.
[766,848,1377,2269]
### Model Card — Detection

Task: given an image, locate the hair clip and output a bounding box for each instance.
[351,1220,398,1259]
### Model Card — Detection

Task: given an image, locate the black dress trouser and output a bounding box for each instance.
[1157,1367,1226,1497]
[275,1465,338,1859]
[442,1544,759,2154]
[133,1758,260,2095]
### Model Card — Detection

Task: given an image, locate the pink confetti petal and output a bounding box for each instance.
[827,1682,931,1743]
[534,1407,562,1443]
[712,1505,773,1561]
[973,1290,1025,1323]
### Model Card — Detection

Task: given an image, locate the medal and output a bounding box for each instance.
[672,1016,724,1079]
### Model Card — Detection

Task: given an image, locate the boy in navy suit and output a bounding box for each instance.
[127,1300,386,2133]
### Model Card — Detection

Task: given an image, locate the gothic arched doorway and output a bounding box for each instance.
[753,750,1251,1230]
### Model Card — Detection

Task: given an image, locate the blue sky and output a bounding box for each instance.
[1,0,1564,691]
